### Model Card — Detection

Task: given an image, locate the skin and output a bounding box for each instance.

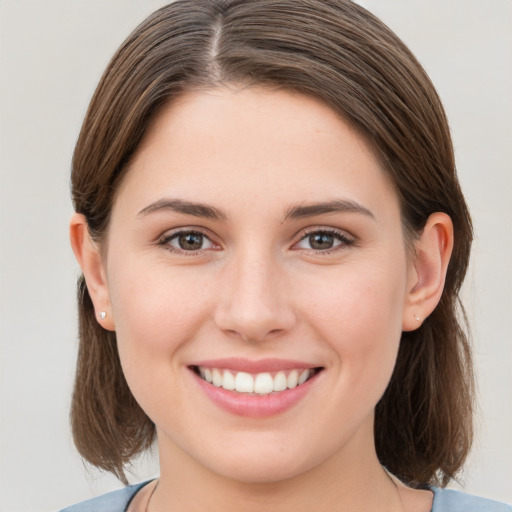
[71,87,453,512]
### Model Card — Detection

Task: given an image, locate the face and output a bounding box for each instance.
[102,87,414,483]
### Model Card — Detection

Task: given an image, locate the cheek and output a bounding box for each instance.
[106,258,212,381]
[302,258,407,380]
[106,261,219,426]
[309,257,405,329]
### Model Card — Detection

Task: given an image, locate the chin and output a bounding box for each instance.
[193,431,334,485]
[208,454,314,484]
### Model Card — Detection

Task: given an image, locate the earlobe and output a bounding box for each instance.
[402,212,454,332]
[69,213,115,331]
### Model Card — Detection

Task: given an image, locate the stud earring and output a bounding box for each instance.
[100,311,107,320]
[414,314,421,322]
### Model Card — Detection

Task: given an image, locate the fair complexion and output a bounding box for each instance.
[71,87,453,512]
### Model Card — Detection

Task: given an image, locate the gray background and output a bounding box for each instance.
[0,1,510,510]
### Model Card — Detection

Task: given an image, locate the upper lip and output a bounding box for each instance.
[189,358,321,374]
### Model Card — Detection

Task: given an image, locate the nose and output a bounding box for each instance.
[214,249,296,343]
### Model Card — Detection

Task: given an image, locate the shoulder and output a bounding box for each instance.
[432,487,512,512]
[59,481,153,512]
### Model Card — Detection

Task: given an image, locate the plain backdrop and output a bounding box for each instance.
[0,1,510,510]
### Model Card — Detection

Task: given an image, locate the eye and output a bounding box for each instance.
[160,230,216,253]
[294,229,353,252]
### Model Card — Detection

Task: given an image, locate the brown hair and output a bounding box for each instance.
[71,0,473,487]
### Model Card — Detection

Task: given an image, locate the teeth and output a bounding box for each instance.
[298,369,310,385]
[274,371,287,392]
[212,369,223,387]
[254,373,274,394]
[222,370,235,391]
[287,370,299,389]
[235,372,254,393]
[197,366,316,394]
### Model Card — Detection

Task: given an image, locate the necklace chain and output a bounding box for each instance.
[143,472,412,512]
[145,479,158,512]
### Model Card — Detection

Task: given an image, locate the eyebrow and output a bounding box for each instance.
[137,198,228,220]
[137,198,374,222]
[283,200,375,221]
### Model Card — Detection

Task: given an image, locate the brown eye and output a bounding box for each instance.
[309,233,335,250]
[294,229,353,252]
[178,233,204,250]
[164,231,215,252]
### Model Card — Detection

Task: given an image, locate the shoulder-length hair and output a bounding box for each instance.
[71,0,473,487]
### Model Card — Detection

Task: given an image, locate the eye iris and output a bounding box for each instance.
[309,233,334,250]
[178,233,203,250]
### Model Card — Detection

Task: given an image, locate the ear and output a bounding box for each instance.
[402,212,454,331]
[69,213,115,331]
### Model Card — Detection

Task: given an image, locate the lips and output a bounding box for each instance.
[189,359,323,417]
[194,366,317,395]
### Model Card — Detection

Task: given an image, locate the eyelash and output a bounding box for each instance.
[157,228,355,256]
[158,229,218,255]
[293,228,355,255]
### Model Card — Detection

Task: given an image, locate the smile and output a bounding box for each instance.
[194,366,319,395]
[189,359,324,417]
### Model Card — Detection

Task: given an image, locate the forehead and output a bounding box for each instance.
[137,86,374,163]
[116,86,399,220]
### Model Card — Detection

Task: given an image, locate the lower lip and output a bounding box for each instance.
[191,369,321,418]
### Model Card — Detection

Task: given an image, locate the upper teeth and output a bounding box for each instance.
[197,367,314,395]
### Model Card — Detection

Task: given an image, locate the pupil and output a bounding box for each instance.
[179,233,203,250]
[310,233,333,250]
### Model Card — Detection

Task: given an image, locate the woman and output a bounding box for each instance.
[63,1,510,511]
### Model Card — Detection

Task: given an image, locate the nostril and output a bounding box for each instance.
[213,285,297,342]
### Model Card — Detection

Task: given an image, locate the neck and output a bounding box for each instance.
[151,421,407,512]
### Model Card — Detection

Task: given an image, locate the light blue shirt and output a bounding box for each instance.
[60,481,512,512]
